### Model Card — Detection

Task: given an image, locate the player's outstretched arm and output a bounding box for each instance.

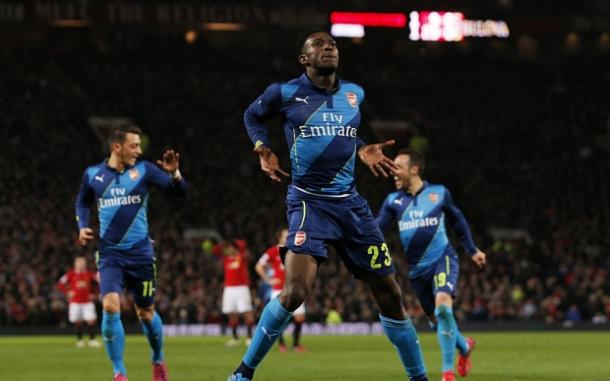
[244,84,285,181]
[244,84,281,154]
[255,145,289,182]
[255,260,272,284]
[150,149,187,197]
[75,171,95,246]
[357,139,398,177]
[442,187,485,267]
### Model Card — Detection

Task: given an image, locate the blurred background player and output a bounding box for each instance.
[213,239,256,347]
[57,256,101,348]
[76,124,186,381]
[376,149,486,381]
[230,30,428,381]
[255,228,307,353]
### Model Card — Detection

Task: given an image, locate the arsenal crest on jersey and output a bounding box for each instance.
[428,192,439,203]
[294,230,307,246]
[129,168,139,181]
[345,92,358,108]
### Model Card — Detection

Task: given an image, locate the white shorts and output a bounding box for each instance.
[271,290,306,316]
[68,302,97,323]
[222,286,253,314]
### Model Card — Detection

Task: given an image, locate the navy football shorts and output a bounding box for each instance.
[97,252,157,308]
[409,253,459,316]
[285,194,395,279]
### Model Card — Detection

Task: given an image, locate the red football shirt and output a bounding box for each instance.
[213,240,250,287]
[57,270,97,303]
[258,246,285,291]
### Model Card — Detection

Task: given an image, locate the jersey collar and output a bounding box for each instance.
[404,181,428,197]
[104,159,136,173]
[298,73,341,94]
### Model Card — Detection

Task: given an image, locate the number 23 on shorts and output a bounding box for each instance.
[368,243,392,269]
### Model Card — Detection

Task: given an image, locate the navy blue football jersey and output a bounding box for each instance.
[244,73,367,199]
[75,160,186,261]
[376,182,477,278]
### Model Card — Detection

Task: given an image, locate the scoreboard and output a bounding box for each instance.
[409,11,510,41]
[331,11,510,41]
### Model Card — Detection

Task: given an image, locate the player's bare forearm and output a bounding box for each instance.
[255,263,268,282]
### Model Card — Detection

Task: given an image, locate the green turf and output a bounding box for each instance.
[1,332,608,380]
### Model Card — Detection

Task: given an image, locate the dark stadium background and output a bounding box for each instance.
[0,0,608,334]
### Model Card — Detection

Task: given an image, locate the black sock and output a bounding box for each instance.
[88,324,96,340]
[293,322,302,346]
[75,323,84,340]
[235,361,255,379]
[232,325,238,340]
[247,324,253,338]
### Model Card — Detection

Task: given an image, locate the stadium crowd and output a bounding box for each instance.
[0,40,608,327]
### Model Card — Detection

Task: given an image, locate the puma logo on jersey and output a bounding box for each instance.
[295,96,309,104]
[95,174,105,183]
[393,198,403,206]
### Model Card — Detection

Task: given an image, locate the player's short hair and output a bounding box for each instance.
[298,28,330,57]
[397,148,425,176]
[108,124,142,146]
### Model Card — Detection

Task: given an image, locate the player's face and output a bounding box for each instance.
[116,133,142,167]
[278,229,288,246]
[74,257,86,271]
[393,155,412,190]
[300,32,339,74]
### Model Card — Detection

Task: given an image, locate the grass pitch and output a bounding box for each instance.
[1,332,608,380]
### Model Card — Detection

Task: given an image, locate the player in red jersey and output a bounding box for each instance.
[256,228,307,353]
[57,256,101,348]
[213,239,256,346]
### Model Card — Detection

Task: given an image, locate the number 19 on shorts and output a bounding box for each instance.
[434,272,447,289]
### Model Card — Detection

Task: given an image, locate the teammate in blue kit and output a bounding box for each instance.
[75,125,186,381]
[228,30,429,381]
[376,149,486,381]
